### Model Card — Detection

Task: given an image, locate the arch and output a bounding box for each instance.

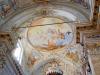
[32,55,78,75]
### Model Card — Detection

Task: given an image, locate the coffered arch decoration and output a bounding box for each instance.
[0,32,16,72]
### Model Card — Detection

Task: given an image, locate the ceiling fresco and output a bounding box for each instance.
[0,0,100,75]
[27,17,73,51]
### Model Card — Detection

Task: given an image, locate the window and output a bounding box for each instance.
[12,39,23,65]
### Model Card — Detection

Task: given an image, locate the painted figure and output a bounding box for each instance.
[27,55,36,68]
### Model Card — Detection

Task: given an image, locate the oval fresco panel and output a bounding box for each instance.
[27,17,73,51]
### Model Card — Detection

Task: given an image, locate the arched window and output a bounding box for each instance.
[12,39,23,65]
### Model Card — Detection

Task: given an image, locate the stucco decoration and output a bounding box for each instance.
[45,60,63,75]
[0,48,6,70]
[0,0,16,18]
